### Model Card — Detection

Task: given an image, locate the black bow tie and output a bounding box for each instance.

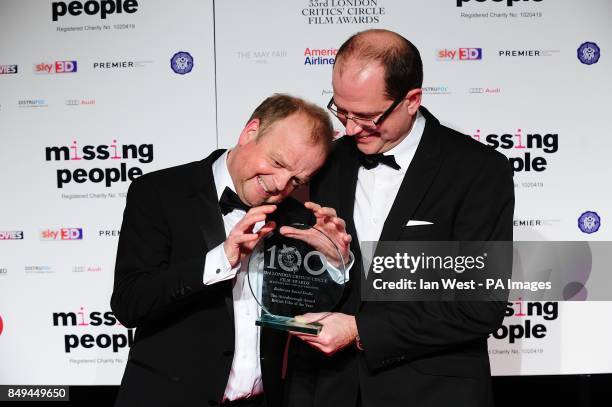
[219,187,250,215]
[359,152,401,170]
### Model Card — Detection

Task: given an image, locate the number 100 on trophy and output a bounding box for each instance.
[248,223,346,335]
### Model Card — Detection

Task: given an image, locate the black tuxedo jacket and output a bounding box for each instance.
[111,149,309,407]
[286,107,514,407]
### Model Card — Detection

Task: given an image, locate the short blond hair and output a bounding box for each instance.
[248,94,334,153]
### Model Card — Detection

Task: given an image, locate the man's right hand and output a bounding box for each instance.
[223,205,277,268]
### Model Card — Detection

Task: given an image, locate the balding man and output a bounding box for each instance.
[287,30,514,407]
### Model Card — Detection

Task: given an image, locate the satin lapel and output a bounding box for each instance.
[338,140,361,245]
[187,149,233,314]
[378,108,443,242]
[336,140,363,312]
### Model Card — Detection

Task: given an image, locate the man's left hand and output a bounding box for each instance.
[279,202,352,268]
[292,312,358,355]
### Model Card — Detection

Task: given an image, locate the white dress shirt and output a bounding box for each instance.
[203,150,355,401]
[203,150,263,401]
[353,111,426,243]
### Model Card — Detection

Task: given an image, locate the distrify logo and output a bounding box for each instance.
[423,86,451,95]
[18,99,48,108]
[0,231,24,240]
[25,265,54,273]
[34,61,77,74]
[45,139,153,188]
[52,306,134,353]
[437,48,482,61]
[40,228,83,241]
[51,0,139,22]
[0,65,18,74]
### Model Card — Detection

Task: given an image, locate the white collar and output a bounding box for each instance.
[212,150,236,201]
[384,110,425,172]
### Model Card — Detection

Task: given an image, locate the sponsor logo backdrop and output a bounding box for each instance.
[0,0,216,384]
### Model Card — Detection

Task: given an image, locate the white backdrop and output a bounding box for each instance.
[0,0,611,384]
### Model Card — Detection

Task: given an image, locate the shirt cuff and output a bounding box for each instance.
[203,243,240,285]
[327,250,355,284]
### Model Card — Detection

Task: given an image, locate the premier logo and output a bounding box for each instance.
[437,48,482,61]
[52,0,139,22]
[34,61,77,74]
[99,230,120,237]
[0,65,18,74]
[40,228,83,241]
[498,49,559,57]
[94,61,134,69]
[93,61,151,69]
[457,0,542,6]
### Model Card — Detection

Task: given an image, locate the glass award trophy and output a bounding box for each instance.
[247,223,346,335]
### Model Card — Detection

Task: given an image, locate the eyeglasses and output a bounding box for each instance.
[327,94,405,130]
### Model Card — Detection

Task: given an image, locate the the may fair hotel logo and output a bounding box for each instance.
[237,49,287,65]
[301,0,386,25]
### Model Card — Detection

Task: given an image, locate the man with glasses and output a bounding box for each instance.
[287,29,514,407]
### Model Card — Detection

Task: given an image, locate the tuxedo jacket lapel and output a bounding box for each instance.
[332,141,363,313]
[190,150,227,249]
[379,107,443,242]
[187,149,233,314]
[340,147,361,246]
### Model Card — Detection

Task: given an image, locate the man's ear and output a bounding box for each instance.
[405,88,422,116]
[238,119,260,146]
